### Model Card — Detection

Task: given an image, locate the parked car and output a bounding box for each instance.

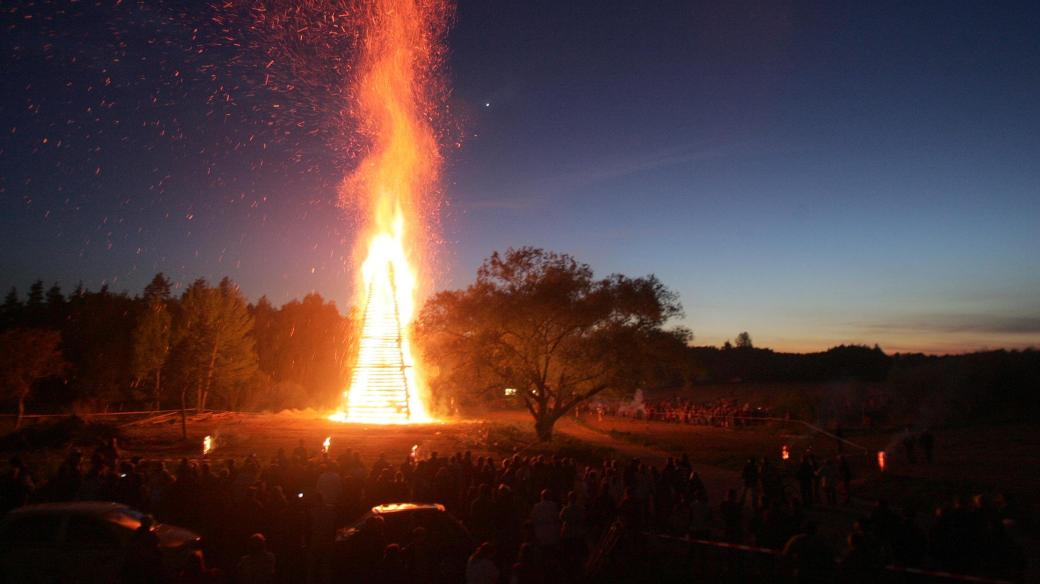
[334,503,473,581]
[0,501,200,583]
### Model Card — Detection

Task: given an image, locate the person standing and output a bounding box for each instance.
[796,456,815,506]
[902,428,917,463]
[740,458,759,509]
[236,533,276,584]
[530,489,561,549]
[816,459,838,507]
[837,455,853,505]
[122,515,163,584]
[919,430,935,463]
[466,542,499,584]
[720,489,743,543]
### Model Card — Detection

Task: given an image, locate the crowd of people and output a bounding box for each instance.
[579,397,776,427]
[0,435,1028,583]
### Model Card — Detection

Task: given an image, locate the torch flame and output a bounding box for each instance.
[322,436,331,454]
[331,0,448,424]
[781,444,790,460]
[203,435,213,456]
[877,450,886,471]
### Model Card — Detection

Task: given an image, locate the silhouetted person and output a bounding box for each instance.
[796,455,815,506]
[178,549,222,584]
[720,489,743,543]
[919,429,935,463]
[838,533,883,584]
[687,471,708,503]
[293,440,308,464]
[123,515,164,584]
[530,489,560,548]
[559,490,588,577]
[891,510,926,567]
[837,455,852,504]
[466,542,499,584]
[468,483,495,542]
[236,533,276,584]
[402,527,436,584]
[817,459,838,506]
[378,543,409,584]
[740,458,759,508]
[902,428,917,463]
[510,543,543,584]
[0,456,34,513]
[782,521,833,584]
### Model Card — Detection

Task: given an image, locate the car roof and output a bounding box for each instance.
[371,503,445,514]
[8,501,133,517]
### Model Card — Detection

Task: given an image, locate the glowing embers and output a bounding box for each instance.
[329,0,444,424]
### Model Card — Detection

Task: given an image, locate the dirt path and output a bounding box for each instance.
[552,416,742,503]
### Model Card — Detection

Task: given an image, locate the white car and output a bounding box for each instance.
[0,501,200,584]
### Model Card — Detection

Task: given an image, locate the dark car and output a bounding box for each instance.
[0,501,200,584]
[333,503,473,581]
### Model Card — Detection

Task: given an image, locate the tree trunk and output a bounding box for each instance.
[153,368,161,411]
[180,387,188,440]
[15,391,26,429]
[199,341,219,413]
[534,415,555,442]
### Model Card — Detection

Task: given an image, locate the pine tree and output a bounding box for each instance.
[143,273,172,305]
[26,280,45,324]
[27,280,44,308]
[1,287,20,327]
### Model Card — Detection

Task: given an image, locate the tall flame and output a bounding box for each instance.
[332,0,448,423]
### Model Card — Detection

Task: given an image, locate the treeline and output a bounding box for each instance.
[684,333,1040,419]
[686,343,892,384]
[2,273,1037,428]
[0,274,351,425]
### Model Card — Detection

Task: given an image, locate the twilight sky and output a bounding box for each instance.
[2,0,1039,354]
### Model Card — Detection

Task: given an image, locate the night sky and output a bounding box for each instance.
[2,0,1039,354]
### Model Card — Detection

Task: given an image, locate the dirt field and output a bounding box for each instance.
[8,407,1037,508]
[116,410,499,464]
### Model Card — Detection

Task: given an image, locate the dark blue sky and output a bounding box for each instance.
[2,0,1039,353]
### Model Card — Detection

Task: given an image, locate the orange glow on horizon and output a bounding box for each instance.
[331,0,448,424]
